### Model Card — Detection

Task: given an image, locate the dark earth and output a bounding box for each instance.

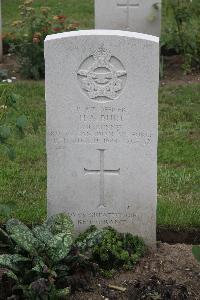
[71,243,200,300]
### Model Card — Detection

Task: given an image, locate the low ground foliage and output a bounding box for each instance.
[75,226,146,275]
[0,214,145,299]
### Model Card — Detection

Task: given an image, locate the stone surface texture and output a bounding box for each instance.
[95,0,161,37]
[45,30,159,246]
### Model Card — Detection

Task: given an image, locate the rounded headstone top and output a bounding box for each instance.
[45,29,159,43]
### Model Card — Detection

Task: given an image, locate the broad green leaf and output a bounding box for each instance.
[45,214,74,262]
[16,115,28,129]
[6,219,39,254]
[0,254,29,272]
[45,213,74,236]
[4,269,18,281]
[32,257,47,273]
[32,225,54,251]
[52,232,73,262]
[76,228,105,250]
[33,223,73,263]
[0,227,13,246]
[192,246,200,262]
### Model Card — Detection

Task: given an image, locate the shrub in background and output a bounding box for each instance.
[161,0,200,72]
[10,0,78,79]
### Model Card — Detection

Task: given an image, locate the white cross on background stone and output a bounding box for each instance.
[84,149,120,208]
[117,0,140,30]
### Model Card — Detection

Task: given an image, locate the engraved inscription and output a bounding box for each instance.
[117,0,140,30]
[68,211,136,226]
[84,149,120,208]
[47,104,153,148]
[77,46,127,102]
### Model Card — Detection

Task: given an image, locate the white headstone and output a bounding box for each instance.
[95,0,161,37]
[45,30,159,246]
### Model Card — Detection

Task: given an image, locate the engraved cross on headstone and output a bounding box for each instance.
[117,0,140,30]
[84,149,120,208]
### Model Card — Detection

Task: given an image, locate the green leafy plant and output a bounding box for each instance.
[0,215,146,297]
[75,226,146,272]
[0,213,73,299]
[192,246,200,263]
[10,0,79,79]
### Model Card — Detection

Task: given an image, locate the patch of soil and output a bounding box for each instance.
[127,276,189,299]
[0,54,20,80]
[157,227,200,245]
[70,243,200,300]
[161,55,200,86]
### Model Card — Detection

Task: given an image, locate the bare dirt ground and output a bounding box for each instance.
[161,55,200,86]
[71,243,200,300]
[0,54,19,80]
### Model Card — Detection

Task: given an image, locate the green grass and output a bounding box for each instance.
[157,84,200,228]
[2,0,94,32]
[0,82,46,224]
[0,82,199,229]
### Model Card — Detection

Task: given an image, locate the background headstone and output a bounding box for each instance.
[45,30,159,246]
[95,0,161,37]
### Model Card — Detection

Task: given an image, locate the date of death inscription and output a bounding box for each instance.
[48,105,153,148]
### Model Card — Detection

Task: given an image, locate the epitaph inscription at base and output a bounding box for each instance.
[45,30,159,246]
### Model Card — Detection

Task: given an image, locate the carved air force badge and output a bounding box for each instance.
[77,47,127,102]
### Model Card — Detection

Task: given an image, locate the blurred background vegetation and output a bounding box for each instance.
[1,0,200,79]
